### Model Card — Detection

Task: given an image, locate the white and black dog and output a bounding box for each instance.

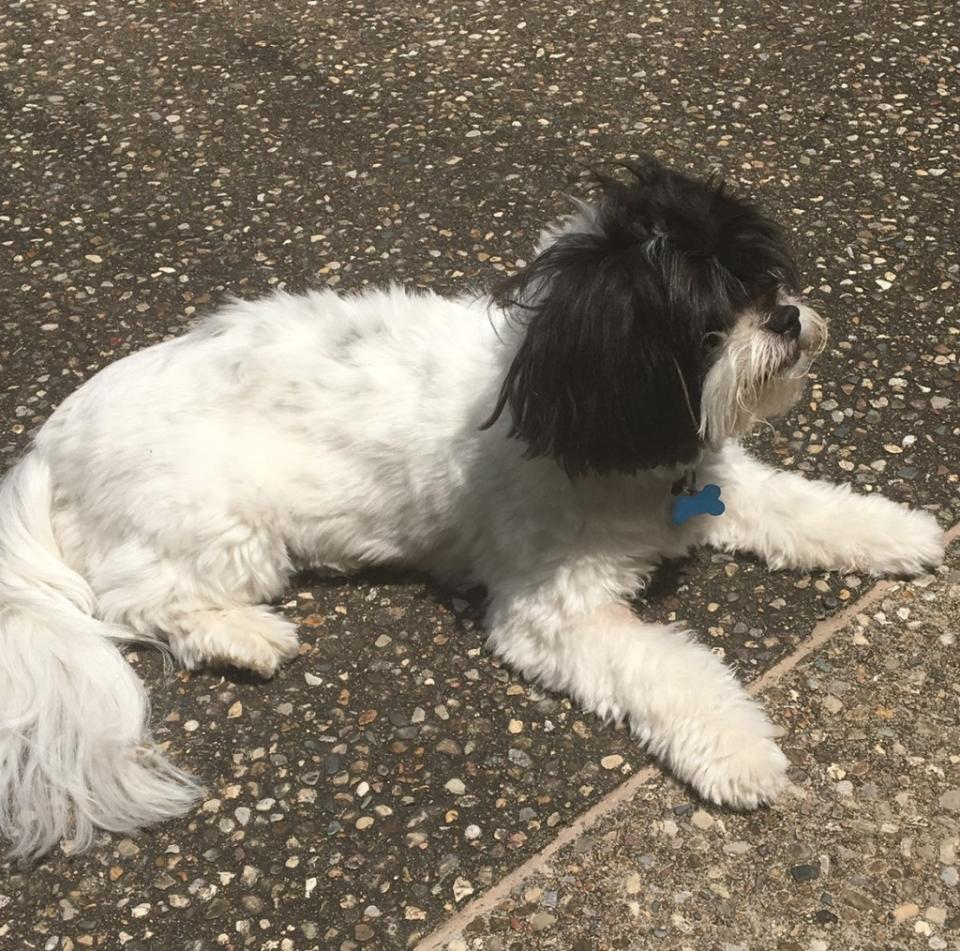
[0,158,944,859]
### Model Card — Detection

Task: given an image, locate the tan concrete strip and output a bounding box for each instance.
[417,518,960,950]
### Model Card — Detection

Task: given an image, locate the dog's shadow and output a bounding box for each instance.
[293,565,486,622]
[293,556,696,637]
[186,558,699,687]
[629,555,693,608]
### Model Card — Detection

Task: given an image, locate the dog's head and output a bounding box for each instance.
[485,157,827,477]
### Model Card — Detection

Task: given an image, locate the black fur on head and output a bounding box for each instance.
[482,155,801,477]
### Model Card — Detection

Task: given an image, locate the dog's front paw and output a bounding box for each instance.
[668,703,788,810]
[692,732,789,810]
[856,504,945,577]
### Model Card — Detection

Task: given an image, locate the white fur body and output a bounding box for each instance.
[0,226,945,859]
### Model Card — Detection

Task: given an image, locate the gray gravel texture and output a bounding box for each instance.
[0,0,957,948]
[447,543,960,951]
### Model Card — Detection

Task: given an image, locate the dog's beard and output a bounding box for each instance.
[699,303,827,446]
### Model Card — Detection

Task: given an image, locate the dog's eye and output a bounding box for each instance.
[702,331,726,354]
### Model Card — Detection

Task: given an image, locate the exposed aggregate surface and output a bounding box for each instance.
[1,0,957,948]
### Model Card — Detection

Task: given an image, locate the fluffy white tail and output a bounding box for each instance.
[0,453,201,859]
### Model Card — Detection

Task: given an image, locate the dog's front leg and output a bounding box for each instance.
[699,443,945,575]
[486,594,787,809]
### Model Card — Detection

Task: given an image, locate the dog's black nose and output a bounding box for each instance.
[766,304,801,339]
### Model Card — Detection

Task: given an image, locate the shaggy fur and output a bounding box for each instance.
[0,158,945,858]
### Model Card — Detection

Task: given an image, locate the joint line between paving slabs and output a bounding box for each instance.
[416,518,960,950]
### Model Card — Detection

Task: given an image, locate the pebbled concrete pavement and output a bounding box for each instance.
[1,0,957,948]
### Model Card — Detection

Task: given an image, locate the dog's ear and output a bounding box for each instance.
[483,232,706,477]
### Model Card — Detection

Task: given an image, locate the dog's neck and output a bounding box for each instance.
[671,468,697,497]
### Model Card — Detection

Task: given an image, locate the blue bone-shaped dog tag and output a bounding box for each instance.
[671,483,725,525]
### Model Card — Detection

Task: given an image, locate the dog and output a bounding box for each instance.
[0,157,945,859]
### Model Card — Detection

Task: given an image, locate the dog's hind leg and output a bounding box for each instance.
[86,528,300,678]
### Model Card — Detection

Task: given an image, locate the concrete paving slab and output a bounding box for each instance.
[0,0,957,948]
